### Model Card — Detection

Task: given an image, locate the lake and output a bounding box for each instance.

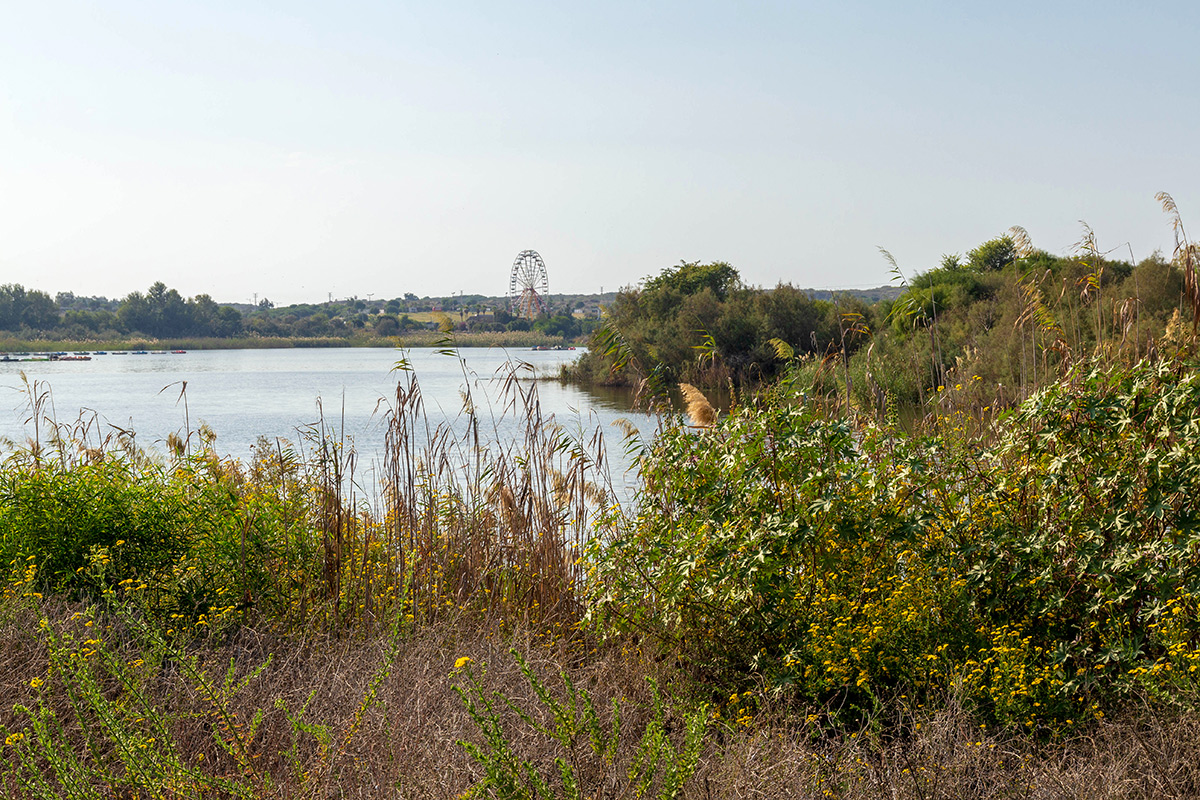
[0,347,657,493]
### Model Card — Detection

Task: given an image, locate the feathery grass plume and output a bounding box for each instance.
[878,247,920,332]
[611,418,640,440]
[678,383,716,428]
[1007,225,1034,258]
[1157,191,1200,332]
[1073,220,1112,352]
[1016,271,1065,340]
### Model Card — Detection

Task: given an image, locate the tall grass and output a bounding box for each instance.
[0,350,623,796]
[378,353,612,633]
[0,350,612,637]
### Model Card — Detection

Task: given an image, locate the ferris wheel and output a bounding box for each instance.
[509,249,549,318]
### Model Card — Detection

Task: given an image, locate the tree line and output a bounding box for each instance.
[1,282,245,340]
[0,281,596,341]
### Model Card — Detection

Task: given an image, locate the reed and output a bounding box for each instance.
[678,383,717,427]
[379,351,613,633]
[0,345,612,641]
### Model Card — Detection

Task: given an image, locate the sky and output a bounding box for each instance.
[2,1,1198,306]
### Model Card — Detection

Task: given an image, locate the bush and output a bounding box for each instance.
[587,356,1200,727]
[0,459,189,594]
[587,398,975,720]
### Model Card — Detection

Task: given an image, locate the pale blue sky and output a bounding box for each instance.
[2,1,1197,304]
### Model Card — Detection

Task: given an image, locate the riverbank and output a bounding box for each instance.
[0,330,586,354]
[1,352,1197,797]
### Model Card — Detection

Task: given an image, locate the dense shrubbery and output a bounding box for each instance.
[588,355,1200,728]
[0,363,604,639]
[570,261,860,389]
[574,221,1190,412]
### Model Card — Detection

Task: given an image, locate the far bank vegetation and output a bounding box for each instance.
[0,284,597,348]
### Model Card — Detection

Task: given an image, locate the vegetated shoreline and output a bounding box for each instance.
[2,337,1199,798]
[7,201,1197,795]
[0,330,587,353]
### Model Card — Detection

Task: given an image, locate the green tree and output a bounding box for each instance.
[643,261,740,300]
[967,235,1017,272]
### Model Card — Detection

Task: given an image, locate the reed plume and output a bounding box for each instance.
[1157,191,1200,332]
[1007,225,1034,258]
[679,383,717,428]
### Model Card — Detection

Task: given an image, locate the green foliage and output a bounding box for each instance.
[571,218,1189,404]
[0,578,266,798]
[0,285,57,332]
[961,357,1200,710]
[0,547,416,798]
[0,459,190,595]
[643,261,740,302]
[967,235,1018,272]
[588,356,1200,727]
[587,400,974,720]
[573,262,846,389]
[0,281,593,345]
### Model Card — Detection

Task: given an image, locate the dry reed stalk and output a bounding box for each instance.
[377,353,611,631]
[1007,224,1035,259]
[1157,191,1200,334]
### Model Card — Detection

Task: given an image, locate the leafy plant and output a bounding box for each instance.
[588,353,1200,728]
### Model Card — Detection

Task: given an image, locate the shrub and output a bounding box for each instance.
[588,356,1200,727]
[0,459,189,595]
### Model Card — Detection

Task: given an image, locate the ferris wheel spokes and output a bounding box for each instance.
[509,249,550,319]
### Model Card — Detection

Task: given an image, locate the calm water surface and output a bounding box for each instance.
[0,348,655,489]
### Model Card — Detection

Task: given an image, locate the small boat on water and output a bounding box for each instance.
[51,354,91,362]
[132,350,148,355]
[171,349,187,354]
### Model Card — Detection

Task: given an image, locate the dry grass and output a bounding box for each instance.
[3,598,1199,799]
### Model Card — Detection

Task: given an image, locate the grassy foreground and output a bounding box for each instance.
[1,349,1198,797]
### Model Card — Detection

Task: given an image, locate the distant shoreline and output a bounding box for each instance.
[0,331,587,354]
